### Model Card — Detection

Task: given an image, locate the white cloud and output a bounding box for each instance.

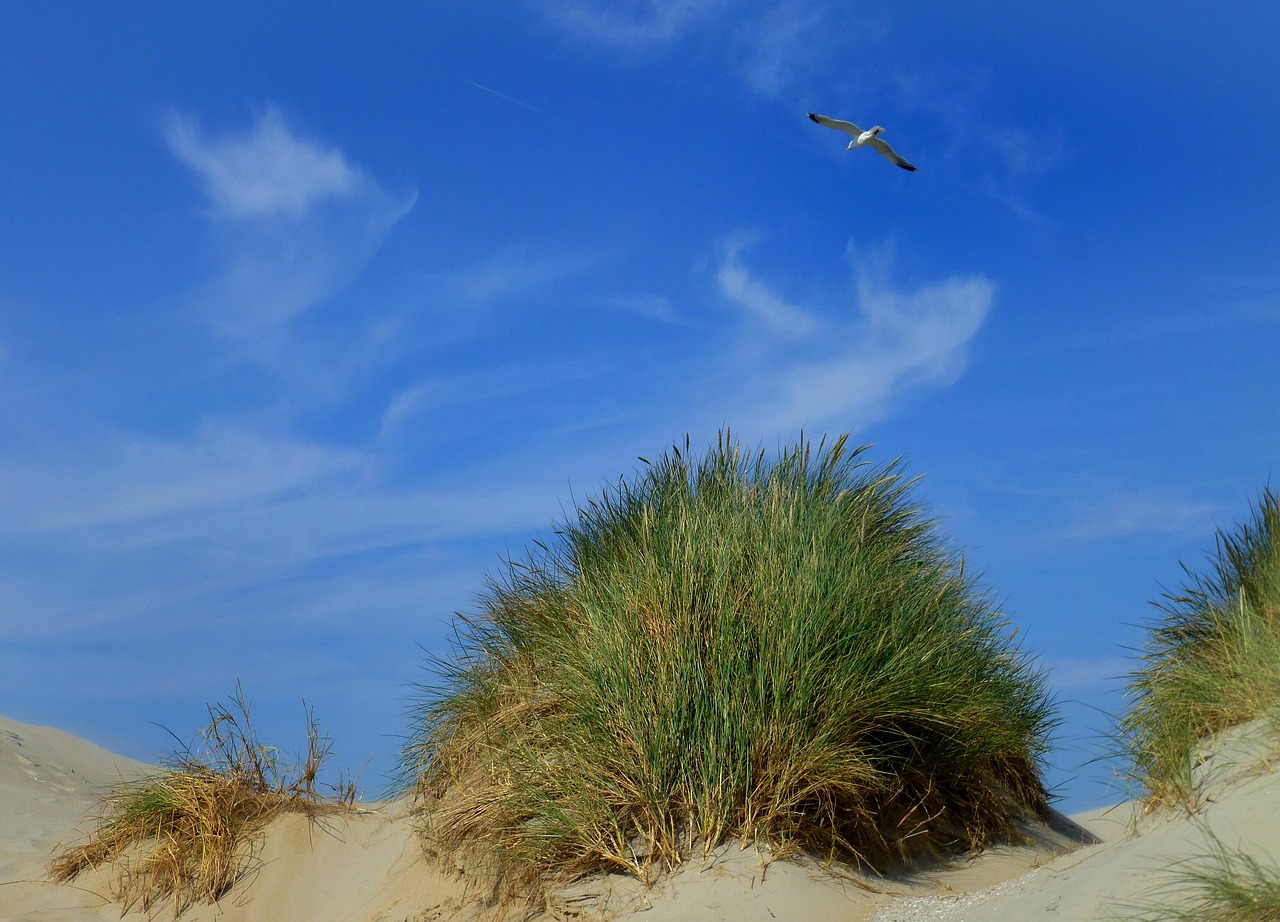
[1063,490,1224,540]
[736,0,837,99]
[713,238,993,432]
[1,424,369,533]
[378,380,447,440]
[717,237,818,336]
[1046,656,1131,693]
[165,106,416,337]
[445,246,597,307]
[890,66,1065,220]
[164,106,364,220]
[358,246,598,366]
[532,0,849,98]
[0,420,572,641]
[194,197,413,335]
[373,348,616,443]
[600,293,687,325]
[532,0,728,54]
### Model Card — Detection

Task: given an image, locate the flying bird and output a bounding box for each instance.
[808,112,917,172]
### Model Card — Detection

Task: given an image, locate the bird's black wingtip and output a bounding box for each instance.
[900,163,918,172]
[807,112,821,122]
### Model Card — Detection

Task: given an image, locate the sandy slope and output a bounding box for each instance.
[0,714,480,922]
[3,713,1278,922]
[867,720,1280,921]
[2,714,151,920]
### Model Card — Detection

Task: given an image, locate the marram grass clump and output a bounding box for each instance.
[401,432,1055,898]
[1122,488,1280,811]
[1115,825,1280,922]
[51,688,356,915]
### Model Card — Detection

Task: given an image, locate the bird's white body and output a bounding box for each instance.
[808,112,917,172]
[852,127,883,150]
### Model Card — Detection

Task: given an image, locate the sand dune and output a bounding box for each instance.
[3,713,1279,921]
[0,714,479,922]
[2,715,151,920]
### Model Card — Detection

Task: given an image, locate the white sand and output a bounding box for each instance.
[866,721,1280,921]
[0,714,480,922]
[2,715,151,920]
[3,712,1278,921]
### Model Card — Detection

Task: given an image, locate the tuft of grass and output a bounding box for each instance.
[399,432,1055,899]
[51,686,356,915]
[1116,827,1280,921]
[1121,488,1280,811]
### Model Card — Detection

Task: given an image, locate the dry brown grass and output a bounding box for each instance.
[51,686,357,916]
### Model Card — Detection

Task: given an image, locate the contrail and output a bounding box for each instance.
[466,80,548,116]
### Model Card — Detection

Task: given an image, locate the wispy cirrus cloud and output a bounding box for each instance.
[1046,656,1131,693]
[531,0,853,98]
[717,237,818,336]
[0,423,365,534]
[164,106,370,220]
[0,419,565,637]
[1063,489,1224,541]
[531,0,729,55]
[203,244,593,403]
[890,66,1065,220]
[734,0,845,99]
[599,293,688,325]
[441,245,597,307]
[166,105,416,337]
[710,238,993,432]
[375,233,993,450]
[359,245,601,369]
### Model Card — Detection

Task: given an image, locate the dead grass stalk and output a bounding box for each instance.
[50,685,356,915]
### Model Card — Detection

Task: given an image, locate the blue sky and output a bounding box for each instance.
[2,2,1277,811]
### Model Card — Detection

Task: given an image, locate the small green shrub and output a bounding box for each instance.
[1122,488,1280,810]
[401,432,1054,896]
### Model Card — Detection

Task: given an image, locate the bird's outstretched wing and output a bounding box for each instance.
[808,112,862,137]
[868,136,917,172]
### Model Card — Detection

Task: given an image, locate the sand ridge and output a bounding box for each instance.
[3,712,1279,921]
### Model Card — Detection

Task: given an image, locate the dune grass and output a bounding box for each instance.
[51,687,356,915]
[1121,488,1280,811]
[400,432,1055,898]
[1117,826,1280,922]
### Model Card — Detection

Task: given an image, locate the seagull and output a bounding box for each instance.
[808,112,917,172]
